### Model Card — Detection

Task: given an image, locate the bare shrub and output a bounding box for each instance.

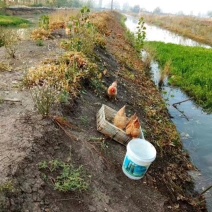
[30,81,60,117]
[0,28,20,58]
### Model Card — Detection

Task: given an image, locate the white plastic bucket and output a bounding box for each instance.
[122,138,156,180]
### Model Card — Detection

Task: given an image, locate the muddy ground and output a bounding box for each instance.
[0,10,207,212]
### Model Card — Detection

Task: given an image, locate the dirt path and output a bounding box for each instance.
[0,39,64,183]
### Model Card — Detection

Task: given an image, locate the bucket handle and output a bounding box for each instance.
[141,129,145,140]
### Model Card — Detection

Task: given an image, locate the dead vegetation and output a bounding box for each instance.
[31,28,53,40]
[0,27,20,58]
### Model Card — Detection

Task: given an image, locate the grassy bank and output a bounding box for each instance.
[0,15,30,26]
[145,41,212,111]
[141,13,212,46]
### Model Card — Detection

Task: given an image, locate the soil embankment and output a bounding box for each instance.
[4,7,56,16]
[0,10,206,211]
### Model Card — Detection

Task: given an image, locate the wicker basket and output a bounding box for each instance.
[96,104,131,146]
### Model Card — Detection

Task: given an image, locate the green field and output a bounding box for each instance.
[0,15,30,26]
[145,41,212,111]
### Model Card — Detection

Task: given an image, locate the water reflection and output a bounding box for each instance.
[161,87,212,175]
[161,86,212,210]
[125,15,210,48]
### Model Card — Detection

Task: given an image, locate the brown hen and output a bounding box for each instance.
[126,113,137,135]
[126,116,141,139]
[113,105,127,130]
[107,81,117,99]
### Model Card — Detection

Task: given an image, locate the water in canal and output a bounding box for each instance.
[125,15,212,210]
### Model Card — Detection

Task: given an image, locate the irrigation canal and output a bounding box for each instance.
[125,14,212,210]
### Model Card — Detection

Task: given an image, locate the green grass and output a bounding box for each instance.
[38,160,89,192]
[145,41,212,111]
[0,15,30,27]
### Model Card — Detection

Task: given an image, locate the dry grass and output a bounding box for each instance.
[49,21,66,31]
[141,13,212,46]
[31,9,80,40]
[49,9,79,26]
[0,62,12,72]
[30,28,52,40]
[25,52,98,96]
[90,13,111,36]
[0,28,20,58]
[91,11,144,71]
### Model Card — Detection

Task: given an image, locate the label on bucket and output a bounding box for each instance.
[123,156,148,178]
